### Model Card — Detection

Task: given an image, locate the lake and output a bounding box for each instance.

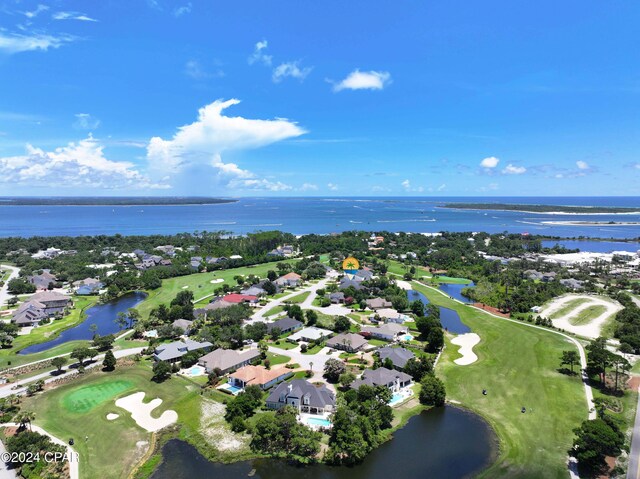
[406,290,471,334]
[1,196,639,238]
[18,292,147,355]
[438,282,476,304]
[150,406,497,479]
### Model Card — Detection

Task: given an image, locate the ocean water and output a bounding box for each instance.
[0,197,639,239]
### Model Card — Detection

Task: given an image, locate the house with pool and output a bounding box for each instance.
[153,339,213,363]
[360,323,409,342]
[351,367,413,405]
[370,308,411,324]
[266,379,335,416]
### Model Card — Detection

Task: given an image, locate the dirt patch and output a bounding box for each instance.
[473,303,510,318]
[628,375,640,391]
[200,399,249,452]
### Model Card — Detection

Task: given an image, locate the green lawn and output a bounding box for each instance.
[302,343,324,355]
[262,305,285,317]
[413,282,587,479]
[269,340,298,350]
[285,291,310,304]
[568,305,607,326]
[548,298,591,320]
[135,260,298,319]
[21,363,202,479]
[265,352,291,365]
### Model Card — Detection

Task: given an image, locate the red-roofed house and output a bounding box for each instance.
[222,294,259,305]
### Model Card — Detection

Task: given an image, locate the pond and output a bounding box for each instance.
[406,290,471,334]
[18,292,147,355]
[150,406,497,479]
[438,282,475,303]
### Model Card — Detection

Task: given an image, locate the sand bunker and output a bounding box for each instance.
[210,278,224,284]
[451,333,480,365]
[115,392,177,432]
[106,413,119,420]
[181,285,189,289]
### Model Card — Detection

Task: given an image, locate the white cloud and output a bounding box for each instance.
[0,32,75,54]
[502,164,527,175]
[327,183,338,191]
[0,136,167,190]
[437,183,446,192]
[272,61,312,83]
[300,183,318,191]
[146,99,305,191]
[333,69,391,92]
[248,40,272,66]
[184,60,224,80]
[401,179,411,189]
[173,3,192,17]
[576,160,590,170]
[73,113,100,130]
[23,4,49,18]
[52,11,98,22]
[401,179,424,192]
[480,156,499,168]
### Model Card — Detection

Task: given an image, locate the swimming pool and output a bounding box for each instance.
[400,334,414,342]
[301,416,332,428]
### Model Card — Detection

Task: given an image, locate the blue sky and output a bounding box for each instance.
[1,0,639,196]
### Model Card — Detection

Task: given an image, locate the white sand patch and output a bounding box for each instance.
[115,392,177,432]
[182,285,189,289]
[106,413,119,420]
[541,294,623,339]
[200,399,249,452]
[395,280,412,291]
[451,333,480,365]
[210,278,224,284]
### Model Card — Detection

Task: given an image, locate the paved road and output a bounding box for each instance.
[0,423,79,479]
[0,347,145,398]
[0,265,19,309]
[0,437,17,479]
[627,383,640,479]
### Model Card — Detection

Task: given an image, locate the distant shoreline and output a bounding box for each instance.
[442,203,640,215]
[0,197,237,206]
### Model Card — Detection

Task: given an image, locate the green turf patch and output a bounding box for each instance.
[62,379,134,414]
[568,305,607,326]
[548,298,591,320]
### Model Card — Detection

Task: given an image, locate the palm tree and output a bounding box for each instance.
[18,411,35,431]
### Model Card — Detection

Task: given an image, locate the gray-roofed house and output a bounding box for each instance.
[560,278,584,290]
[12,291,72,327]
[198,348,261,374]
[153,339,213,363]
[266,317,303,335]
[377,346,415,370]
[172,319,194,334]
[326,333,369,352]
[288,326,333,343]
[266,379,335,414]
[542,272,557,282]
[241,286,267,296]
[28,270,58,290]
[366,298,392,310]
[350,367,412,392]
[329,292,345,304]
[339,277,364,291]
[355,269,374,281]
[360,323,407,342]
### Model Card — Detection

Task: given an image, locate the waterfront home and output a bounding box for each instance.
[360,323,408,342]
[228,365,292,391]
[377,346,415,369]
[12,291,72,327]
[28,270,58,290]
[350,367,412,392]
[329,292,345,304]
[198,347,261,374]
[371,308,410,324]
[72,277,102,289]
[326,333,369,352]
[266,380,335,414]
[266,317,303,335]
[274,272,303,288]
[153,339,213,363]
[288,326,333,343]
[73,278,104,295]
[365,297,392,310]
[171,318,194,334]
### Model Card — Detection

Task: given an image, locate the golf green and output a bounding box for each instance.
[62,379,135,414]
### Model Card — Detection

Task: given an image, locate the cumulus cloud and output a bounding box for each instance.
[272,61,312,83]
[333,69,391,92]
[248,40,272,66]
[73,113,100,130]
[502,164,527,175]
[576,160,590,170]
[0,32,75,54]
[146,99,305,191]
[480,156,500,168]
[52,11,98,22]
[173,3,192,17]
[0,136,167,190]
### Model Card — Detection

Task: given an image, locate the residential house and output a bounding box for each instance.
[190,257,203,270]
[350,367,412,392]
[524,270,544,281]
[206,256,228,265]
[338,277,364,291]
[153,339,213,363]
[542,272,557,282]
[28,270,58,290]
[275,272,302,288]
[267,245,296,258]
[266,380,336,414]
[198,348,261,374]
[73,277,104,295]
[329,292,345,304]
[560,278,584,290]
[377,346,415,369]
[266,317,303,335]
[193,298,235,318]
[326,333,369,352]
[228,365,292,391]
[366,298,392,310]
[222,294,259,305]
[360,323,408,342]
[240,286,266,296]
[372,308,410,324]
[355,269,374,281]
[172,319,194,335]
[288,326,333,343]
